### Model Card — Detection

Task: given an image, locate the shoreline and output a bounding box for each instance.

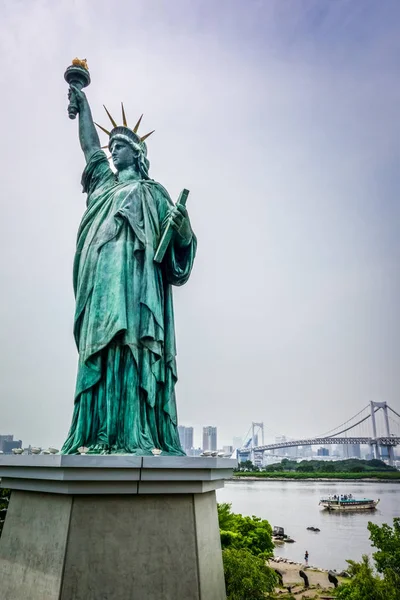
[231,476,400,483]
[271,556,333,574]
[269,557,343,596]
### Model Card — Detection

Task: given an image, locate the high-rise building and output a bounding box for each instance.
[349,444,361,458]
[202,426,217,452]
[0,435,13,451]
[0,435,21,454]
[317,447,329,456]
[178,426,194,454]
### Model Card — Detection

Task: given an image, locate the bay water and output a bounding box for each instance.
[217,480,400,571]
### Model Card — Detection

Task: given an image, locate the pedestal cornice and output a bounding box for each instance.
[0,455,235,495]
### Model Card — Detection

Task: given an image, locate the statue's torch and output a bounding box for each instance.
[64,58,91,119]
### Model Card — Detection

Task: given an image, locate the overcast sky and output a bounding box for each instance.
[0,0,399,449]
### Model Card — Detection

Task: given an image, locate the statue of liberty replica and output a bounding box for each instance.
[62,60,197,455]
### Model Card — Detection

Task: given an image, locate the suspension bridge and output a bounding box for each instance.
[237,401,400,466]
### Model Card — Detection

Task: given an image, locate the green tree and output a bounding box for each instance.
[365,458,395,471]
[218,503,274,558]
[335,556,387,600]
[316,462,336,473]
[296,464,314,472]
[218,502,237,531]
[222,548,277,600]
[239,460,254,471]
[350,465,365,473]
[335,519,400,600]
[265,463,284,472]
[368,518,400,594]
[0,489,10,537]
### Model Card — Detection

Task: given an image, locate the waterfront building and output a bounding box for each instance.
[317,447,329,456]
[177,426,194,454]
[349,444,361,458]
[0,435,22,454]
[202,426,217,451]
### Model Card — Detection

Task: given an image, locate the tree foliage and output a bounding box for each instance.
[249,458,394,473]
[218,503,277,599]
[335,556,388,600]
[0,489,10,537]
[236,458,399,479]
[222,548,277,600]
[335,519,400,600]
[218,502,274,559]
[368,518,400,594]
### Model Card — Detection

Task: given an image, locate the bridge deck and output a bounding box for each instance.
[244,436,400,453]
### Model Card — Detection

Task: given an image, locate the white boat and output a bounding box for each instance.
[319,495,379,511]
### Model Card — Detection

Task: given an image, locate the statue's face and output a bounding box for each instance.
[110,140,136,171]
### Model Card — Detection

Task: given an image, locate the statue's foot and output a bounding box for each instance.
[87,444,110,455]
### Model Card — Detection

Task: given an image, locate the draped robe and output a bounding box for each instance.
[62,151,196,455]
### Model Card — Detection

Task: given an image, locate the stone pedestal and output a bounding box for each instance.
[0,455,235,600]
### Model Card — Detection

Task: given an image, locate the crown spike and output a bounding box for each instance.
[140,130,155,143]
[95,122,111,136]
[133,114,143,134]
[121,102,127,127]
[103,105,117,128]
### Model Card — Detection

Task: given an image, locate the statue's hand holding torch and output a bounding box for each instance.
[64,58,91,120]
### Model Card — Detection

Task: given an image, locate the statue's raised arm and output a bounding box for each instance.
[64,59,100,163]
[69,85,101,163]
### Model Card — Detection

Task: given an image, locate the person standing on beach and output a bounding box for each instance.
[304,550,309,565]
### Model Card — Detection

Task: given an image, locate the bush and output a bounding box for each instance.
[369,517,400,594]
[335,555,387,599]
[319,463,336,473]
[335,519,400,600]
[222,548,277,600]
[218,503,274,558]
[296,464,314,472]
[350,465,365,473]
[0,489,10,537]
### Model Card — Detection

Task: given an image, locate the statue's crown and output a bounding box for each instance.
[95,104,154,149]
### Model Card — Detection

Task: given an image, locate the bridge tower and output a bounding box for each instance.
[370,401,395,466]
[251,422,265,446]
[250,422,264,466]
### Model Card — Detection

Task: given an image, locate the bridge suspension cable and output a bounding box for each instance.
[388,414,400,434]
[328,408,382,438]
[315,405,370,438]
[388,405,400,420]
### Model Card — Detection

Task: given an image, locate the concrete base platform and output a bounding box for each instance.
[0,456,235,600]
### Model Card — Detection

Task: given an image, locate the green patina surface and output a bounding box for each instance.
[62,64,196,455]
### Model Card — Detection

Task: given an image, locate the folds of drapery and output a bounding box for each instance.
[62,151,196,454]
